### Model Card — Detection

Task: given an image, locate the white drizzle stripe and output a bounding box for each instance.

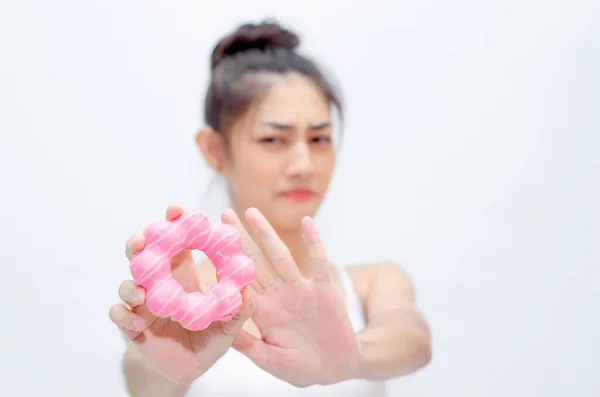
[206,233,239,268]
[172,293,209,322]
[158,284,183,315]
[202,230,235,258]
[188,223,214,251]
[183,286,242,327]
[131,212,254,330]
[145,212,195,244]
[145,277,171,301]
[184,218,212,249]
[144,221,171,244]
[136,215,206,281]
[136,215,208,283]
[177,258,253,324]
[215,257,253,284]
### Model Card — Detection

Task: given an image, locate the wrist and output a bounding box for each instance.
[343,333,373,382]
[324,335,365,384]
[348,335,366,380]
[123,346,196,397]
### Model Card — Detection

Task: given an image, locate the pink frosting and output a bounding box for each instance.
[129,211,255,331]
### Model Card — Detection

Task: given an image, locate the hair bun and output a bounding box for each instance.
[211,21,300,69]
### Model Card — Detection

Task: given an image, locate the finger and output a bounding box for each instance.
[109,303,147,339]
[219,286,255,336]
[301,216,331,282]
[231,310,274,371]
[163,205,201,292]
[126,203,182,262]
[244,208,302,282]
[170,249,203,292]
[117,279,158,323]
[165,203,184,221]
[231,329,269,361]
[221,208,276,290]
[118,280,146,308]
[125,234,146,261]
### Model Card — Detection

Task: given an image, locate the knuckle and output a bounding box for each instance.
[246,246,262,260]
[311,256,329,268]
[271,247,291,263]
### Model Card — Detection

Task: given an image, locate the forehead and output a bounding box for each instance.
[248,72,331,124]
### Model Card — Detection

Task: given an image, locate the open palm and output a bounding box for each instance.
[222,208,361,387]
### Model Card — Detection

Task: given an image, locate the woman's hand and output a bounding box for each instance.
[108,204,254,385]
[222,207,362,387]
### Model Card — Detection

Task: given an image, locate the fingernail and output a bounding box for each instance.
[131,319,144,331]
[132,288,142,303]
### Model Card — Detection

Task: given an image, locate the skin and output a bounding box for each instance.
[109,71,432,396]
[197,72,336,274]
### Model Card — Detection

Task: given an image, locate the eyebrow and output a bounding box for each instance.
[261,121,332,131]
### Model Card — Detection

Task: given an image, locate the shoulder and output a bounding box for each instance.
[345,261,416,304]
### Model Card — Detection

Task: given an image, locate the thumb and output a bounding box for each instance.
[169,248,201,290]
[231,329,270,369]
[220,286,255,336]
[165,203,185,222]
[228,288,270,364]
[164,204,203,292]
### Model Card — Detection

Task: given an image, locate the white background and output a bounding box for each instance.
[0,0,598,396]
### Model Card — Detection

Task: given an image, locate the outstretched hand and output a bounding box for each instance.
[221,208,362,387]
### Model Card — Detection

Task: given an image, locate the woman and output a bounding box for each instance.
[109,20,432,397]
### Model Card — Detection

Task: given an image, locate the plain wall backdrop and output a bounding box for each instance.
[0,0,598,396]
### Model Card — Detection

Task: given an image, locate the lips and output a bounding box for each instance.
[280,189,315,201]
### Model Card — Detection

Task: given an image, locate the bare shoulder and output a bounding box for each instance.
[345,262,416,304]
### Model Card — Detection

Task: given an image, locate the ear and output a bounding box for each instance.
[195,125,227,175]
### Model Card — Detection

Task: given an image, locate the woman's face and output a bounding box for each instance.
[213,72,336,232]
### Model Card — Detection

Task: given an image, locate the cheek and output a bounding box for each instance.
[229,152,281,186]
[314,151,335,181]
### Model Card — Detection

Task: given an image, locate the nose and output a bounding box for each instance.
[286,140,314,180]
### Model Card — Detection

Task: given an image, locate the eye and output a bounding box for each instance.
[259,137,286,145]
[310,136,332,145]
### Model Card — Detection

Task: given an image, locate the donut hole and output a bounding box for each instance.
[191,249,208,264]
[192,250,219,289]
[167,249,210,293]
[169,249,220,292]
[131,212,255,330]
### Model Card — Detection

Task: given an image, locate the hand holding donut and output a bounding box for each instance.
[222,208,362,387]
[109,204,255,384]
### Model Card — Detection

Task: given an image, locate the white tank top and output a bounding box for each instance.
[187,266,388,396]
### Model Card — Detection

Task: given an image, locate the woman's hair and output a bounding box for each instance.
[204,20,343,139]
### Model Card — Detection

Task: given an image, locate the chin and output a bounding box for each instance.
[270,200,320,232]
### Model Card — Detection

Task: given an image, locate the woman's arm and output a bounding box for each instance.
[122,345,192,397]
[351,263,432,381]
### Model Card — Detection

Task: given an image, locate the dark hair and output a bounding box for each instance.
[204,20,343,139]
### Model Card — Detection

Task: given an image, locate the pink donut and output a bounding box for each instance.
[129,211,255,331]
